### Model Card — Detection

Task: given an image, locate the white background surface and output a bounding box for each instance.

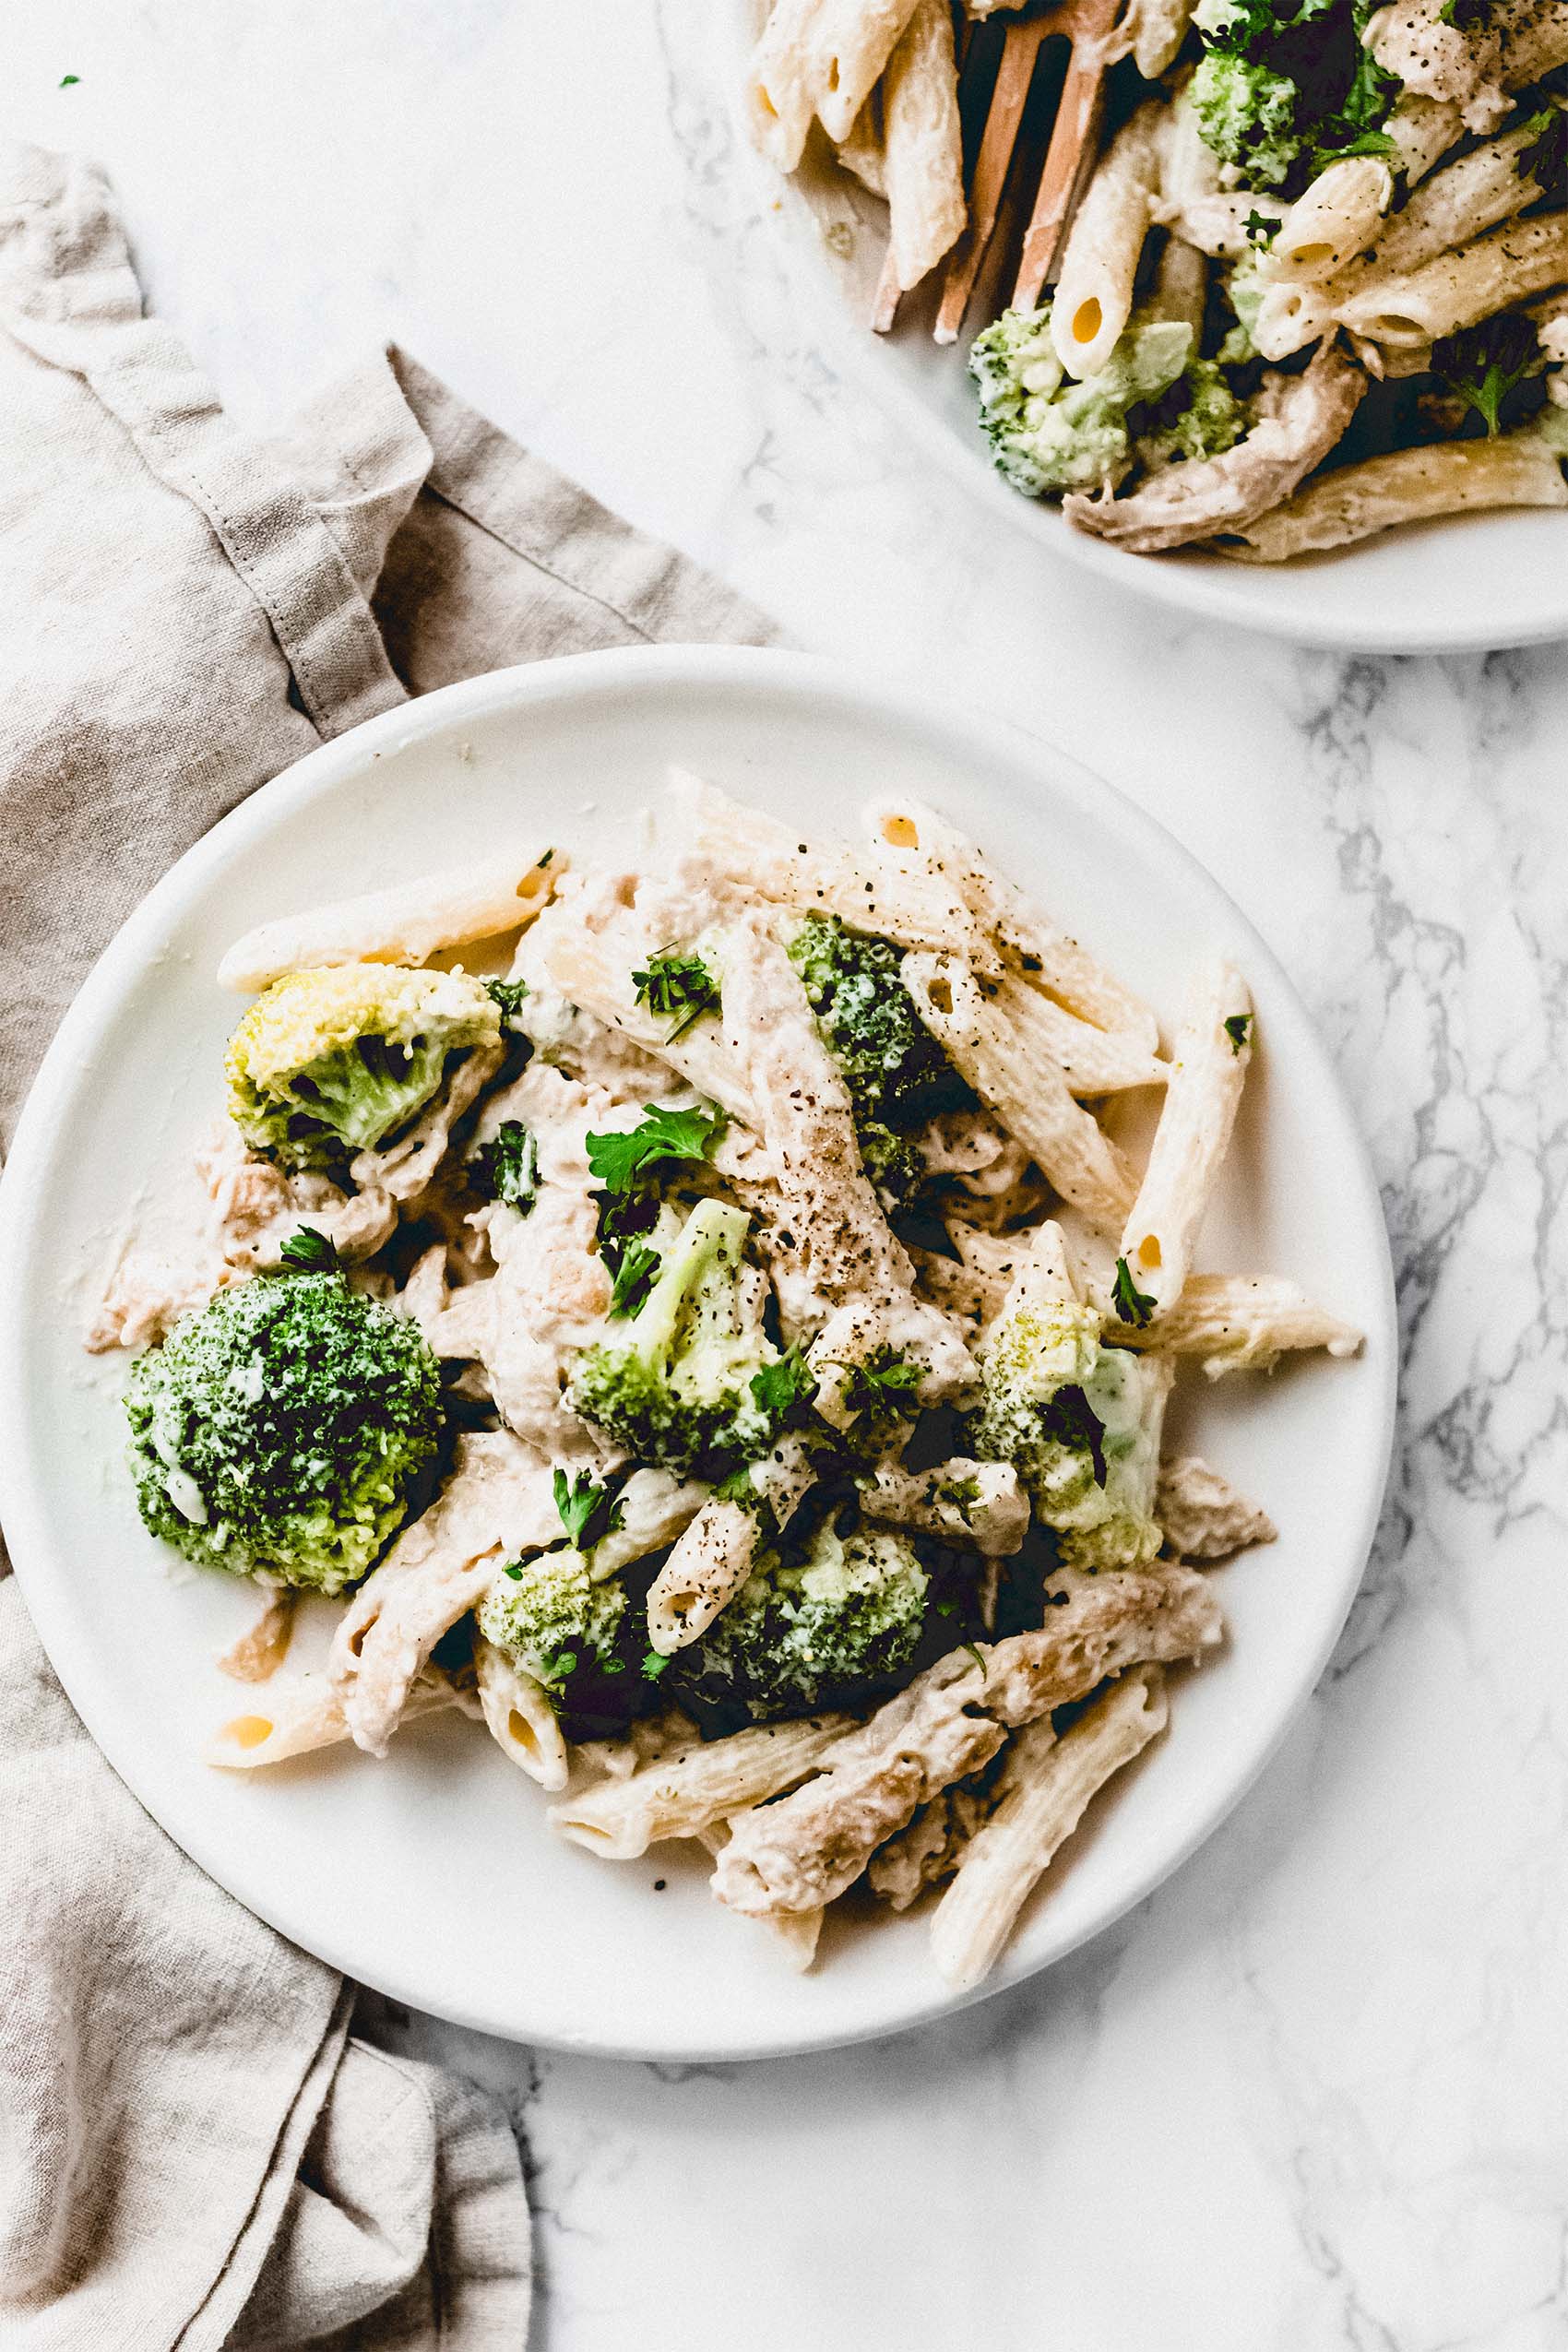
[4,6,1567,2347]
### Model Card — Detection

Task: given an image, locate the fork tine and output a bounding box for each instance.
[1011,5,1122,310]
[933,17,1051,346]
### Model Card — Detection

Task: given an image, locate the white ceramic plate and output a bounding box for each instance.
[724,3,1568,654]
[0,646,1395,2059]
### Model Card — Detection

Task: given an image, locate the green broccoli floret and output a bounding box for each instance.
[1190,0,1397,190]
[566,1198,784,1477]
[225,963,500,1171]
[478,1547,653,1740]
[969,307,1194,499]
[1138,358,1252,469]
[124,1273,442,1593]
[1190,52,1306,186]
[968,1291,1164,1570]
[671,1519,931,1727]
[787,912,972,1201]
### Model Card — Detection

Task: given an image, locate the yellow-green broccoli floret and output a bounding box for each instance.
[225,963,501,1170]
[478,1547,655,1740]
[969,307,1194,499]
[566,1198,785,1478]
[1189,0,1399,194]
[968,1291,1164,1570]
[787,912,973,1203]
[1190,53,1306,187]
[124,1272,442,1593]
[1138,358,1252,470]
[671,1519,931,1726]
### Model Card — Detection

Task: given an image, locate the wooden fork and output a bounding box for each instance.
[873,0,1131,344]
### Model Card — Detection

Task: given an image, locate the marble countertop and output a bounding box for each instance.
[7,5,1568,2346]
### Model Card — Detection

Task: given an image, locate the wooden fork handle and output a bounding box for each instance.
[934,18,1050,347]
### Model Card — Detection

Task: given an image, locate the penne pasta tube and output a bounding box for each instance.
[1384,92,1462,184]
[207,1665,464,1770]
[697,1823,824,1969]
[904,951,1140,1235]
[837,89,885,196]
[1107,1270,1363,1374]
[666,768,999,970]
[1125,0,1195,77]
[747,0,923,171]
[987,970,1169,1097]
[929,1667,1169,1989]
[548,1714,852,1859]
[216,1586,297,1683]
[1216,433,1568,563]
[541,928,759,1125]
[1051,102,1166,380]
[713,1565,1222,1918]
[882,0,967,291]
[1273,155,1393,280]
[473,1636,570,1792]
[1119,960,1252,1317]
[1150,233,1208,340]
[217,849,557,992]
[646,1500,760,1654]
[1369,111,1562,279]
[1368,0,1568,133]
[867,797,1160,1045]
[1335,211,1568,349]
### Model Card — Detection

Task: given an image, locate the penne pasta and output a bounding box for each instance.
[882,0,967,291]
[1156,1454,1277,1561]
[1051,102,1167,381]
[1336,212,1568,350]
[747,0,923,171]
[1125,0,1195,77]
[1272,155,1393,281]
[549,1715,852,1859]
[903,951,1140,1233]
[217,849,557,992]
[1118,959,1252,1316]
[473,1636,570,1791]
[207,1665,467,1770]
[1217,433,1568,562]
[929,1667,1169,1989]
[1107,1269,1363,1374]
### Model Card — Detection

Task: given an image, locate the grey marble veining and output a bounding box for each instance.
[6,4,1567,2345]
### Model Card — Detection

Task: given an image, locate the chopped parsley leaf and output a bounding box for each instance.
[470,1120,539,1213]
[585,1103,726,1194]
[1224,1013,1253,1054]
[278,1225,339,1274]
[1432,313,1540,437]
[485,977,530,1025]
[1112,1256,1157,1329]
[641,1647,671,1681]
[749,1346,815,1425]
[1243,209,1277,247]
[552,1467,623,1551]
[608,1237,661,1318]
[632,949,720,1041]
[837,1347,923,1426]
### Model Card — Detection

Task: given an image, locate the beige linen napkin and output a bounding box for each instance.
[0,141,774,2350]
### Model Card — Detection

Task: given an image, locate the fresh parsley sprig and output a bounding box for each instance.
[608,1237,661,1318]
[1432,313,1541,438]
[585,1103,727,1194]
[837,1347,924,1428]
[470,1120,540,1213]
[1112,1256,1157,1329]
[278,1226,340,1274]
[553,1467,624,1552]
[632,949,721,1041]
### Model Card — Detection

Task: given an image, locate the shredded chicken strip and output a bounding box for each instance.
[711,1564,1223,1917]
[860,1459,1029,1556]
[1063,342,1368,553]
[329,1432,560,1757]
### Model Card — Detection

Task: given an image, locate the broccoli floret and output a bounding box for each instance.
[968,1294,1164,1570]
[225,964,500,1171]
[1190,52,1306,187]
[566,1198,784,1477]
[478,1547,653,1740]
[671,1519,931,1727]
[787,912,972,1202]
[969,307,1196,499]
[124,1273,442,1593]
[1138,357,1252,469]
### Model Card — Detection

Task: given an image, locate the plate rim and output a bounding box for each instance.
[0,642,1398,2059]
[716,0,1568,657]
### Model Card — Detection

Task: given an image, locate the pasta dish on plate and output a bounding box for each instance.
[746,0,1568,561]
[89,774,1360,1988]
